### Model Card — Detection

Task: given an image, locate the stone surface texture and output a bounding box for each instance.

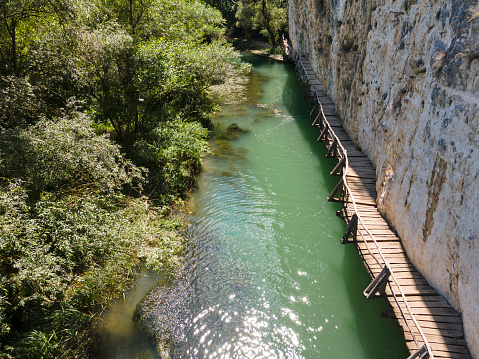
[288,0,479,357]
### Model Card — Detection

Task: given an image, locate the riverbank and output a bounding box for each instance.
[233,37,285,62]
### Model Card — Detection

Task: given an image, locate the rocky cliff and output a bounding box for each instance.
[287,0,479,356]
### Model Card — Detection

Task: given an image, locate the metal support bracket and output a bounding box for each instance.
[407,345,429,359]
[303,86,311,98]
[326,138,338,157]
[312,111,323,127]
[330,157,345,176]
[317,126,328,142]
[363,266,391,299]
[341,214,358,244]
[327,178,344,203]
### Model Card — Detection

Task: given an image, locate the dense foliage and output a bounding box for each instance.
[199,0,288,49]
[203,0,237,24]
[235,0,287,49]
[0,0,247,357]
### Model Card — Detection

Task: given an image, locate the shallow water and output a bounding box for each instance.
[100,53,410,359]
[98,268,164,359]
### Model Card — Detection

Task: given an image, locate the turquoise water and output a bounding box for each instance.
[99,53,409,359]
[174,53,409,358]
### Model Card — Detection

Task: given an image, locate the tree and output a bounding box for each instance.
[203,0,237,24]
[257,0,283,49]
[236,0,255,40]
[0,75,40,129]
[133,119,209,202]
[95,0,155,36]
[235,0,287,49]
[82,0,243,146]
[0,0,71,75]
[0,113,142,198]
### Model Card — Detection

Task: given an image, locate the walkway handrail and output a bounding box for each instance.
[286,45,434,359]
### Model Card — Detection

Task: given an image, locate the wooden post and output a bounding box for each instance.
[363,266,391,299]
[341,213,358,244]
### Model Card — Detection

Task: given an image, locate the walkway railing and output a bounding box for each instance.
[286,44,433,359]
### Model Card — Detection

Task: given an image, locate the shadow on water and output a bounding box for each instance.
[96,268,165,359]
[342,245,410,357]
[279,59,345,242]
[280,63,340,190]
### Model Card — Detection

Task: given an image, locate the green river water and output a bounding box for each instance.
[100,53,409,359]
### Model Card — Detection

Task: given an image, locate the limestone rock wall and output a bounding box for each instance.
[288,0,479,356]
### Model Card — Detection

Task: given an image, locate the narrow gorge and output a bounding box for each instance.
[287,0,479,357]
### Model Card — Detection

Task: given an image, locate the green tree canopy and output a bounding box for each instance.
[203,0,237,24]
[235,0,287,49]
[0,113,142,199]
[0,0,73,74]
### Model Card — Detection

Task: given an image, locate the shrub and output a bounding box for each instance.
[341,38,358,52]
[133,120,209,204]
[0,76,41,130]
[0,182,186,358]
[0,113,143,199]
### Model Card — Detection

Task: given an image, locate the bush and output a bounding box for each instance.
[0,76,42,130]
[0,113,143,199]
[0,182,186,358]
[133,120,209,204]
[340,38,357,52]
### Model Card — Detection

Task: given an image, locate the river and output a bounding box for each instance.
[99,53,409,359]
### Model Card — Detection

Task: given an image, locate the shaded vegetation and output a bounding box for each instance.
[203,0,287,50]
[235,0,287,49]
[0,0,248,357]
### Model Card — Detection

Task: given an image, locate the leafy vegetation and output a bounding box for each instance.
[0,0,247,357]
[132,120,210,203]
[235,0,287,49]
[203,0,288,49]
[203,0,237,24]
[340,38,358,52]
[0,114,142,200]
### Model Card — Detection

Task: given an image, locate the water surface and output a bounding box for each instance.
[100,53,409,359]
[171,53,409,358]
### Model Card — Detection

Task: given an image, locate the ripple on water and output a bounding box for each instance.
[135,220,306,358]
[134,53,409,359]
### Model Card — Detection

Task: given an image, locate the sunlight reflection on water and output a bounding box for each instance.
[102,53,409,359]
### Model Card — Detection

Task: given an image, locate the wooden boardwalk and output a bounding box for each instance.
[286,47,472,359]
